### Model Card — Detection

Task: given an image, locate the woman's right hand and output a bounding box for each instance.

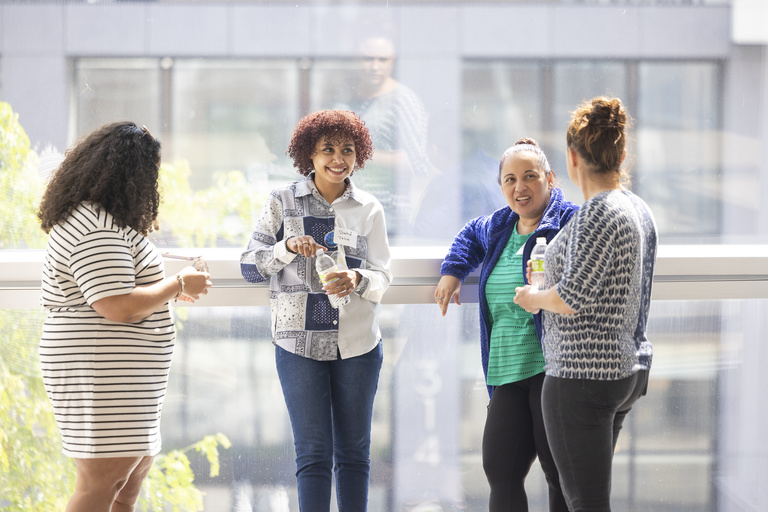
[287,236,326,258]
[434,275,462,317]
[176,265,212,303]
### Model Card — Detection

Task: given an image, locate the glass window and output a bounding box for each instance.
[636,61,722,241]
[461,61,541,223]
[461,59,724,241]
[170,59,300,189]
[139,300,736,511]
[549,61,628,202]
[3,2,767,511]
[74,58,161,139]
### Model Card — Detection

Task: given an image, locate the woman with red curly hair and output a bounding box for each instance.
[241,110,391,511]
[37,121,211,512]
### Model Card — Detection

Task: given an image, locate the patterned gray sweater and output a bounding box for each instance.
[542,190,657,380]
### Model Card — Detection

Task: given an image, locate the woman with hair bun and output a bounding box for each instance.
[241,110,391,512]
[436,137,578,512]
[515,97,658,511]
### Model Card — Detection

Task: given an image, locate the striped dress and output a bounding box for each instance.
[39,202,175,458]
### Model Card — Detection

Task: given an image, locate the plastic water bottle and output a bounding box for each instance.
[193,257,208,273]
[530,237,547,290]
[315,249,350,308]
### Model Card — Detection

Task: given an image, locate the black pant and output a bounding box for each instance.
[482,373,569,512]
[542,371,650,512]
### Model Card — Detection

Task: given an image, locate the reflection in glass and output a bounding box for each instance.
[461,58,724,244]
[460,62,541,224]
[171,59,300,189]
[637,62,721,241]
[310,37,438,242]
[74,58,161,141]
[150,299,748,512]
[551,61,627,203]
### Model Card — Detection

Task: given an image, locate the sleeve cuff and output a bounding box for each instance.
[275,239,297,262]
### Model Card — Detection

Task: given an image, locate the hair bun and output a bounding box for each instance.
[513,137,539,148]
[589,97,626,130]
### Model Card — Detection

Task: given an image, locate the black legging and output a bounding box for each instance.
[542,371,649,512]
[482,373,569,512]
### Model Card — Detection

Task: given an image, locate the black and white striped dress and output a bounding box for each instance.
[39,202,175,458]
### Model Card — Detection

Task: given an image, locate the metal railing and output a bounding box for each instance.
[2,245,767,309]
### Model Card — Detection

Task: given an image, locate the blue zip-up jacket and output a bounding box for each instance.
[440,187,579,398]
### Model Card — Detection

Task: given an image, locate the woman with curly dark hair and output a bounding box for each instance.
[37,121,211,512]
[241,110,391,511]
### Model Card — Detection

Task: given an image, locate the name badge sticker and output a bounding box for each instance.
[334,228,358,248]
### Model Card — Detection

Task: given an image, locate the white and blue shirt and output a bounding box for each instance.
[240,174,392,361]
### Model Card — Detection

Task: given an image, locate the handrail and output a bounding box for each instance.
[1,245,767,309]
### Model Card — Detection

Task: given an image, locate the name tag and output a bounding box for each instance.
[516,245,525,256]
[335,227,358,248]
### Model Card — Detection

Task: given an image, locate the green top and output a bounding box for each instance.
[485,224,545,385]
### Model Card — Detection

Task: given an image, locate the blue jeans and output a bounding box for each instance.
[542,371,650,512]
[275,342,383,512]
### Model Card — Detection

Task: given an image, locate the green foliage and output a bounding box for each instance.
[156,160,262,247]
[139,434,232,512]
[0,309,73,511]
[0,101,46,249]
[0,102,238,511]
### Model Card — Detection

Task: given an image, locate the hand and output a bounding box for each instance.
[288,236,326,258]
[177,265,212,303]
[434,275,462,317]
[322,269,359,298]
[525,259,533,284]
[513,285,540,314]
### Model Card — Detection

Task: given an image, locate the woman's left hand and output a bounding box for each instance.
[513,285,541,314]
[323,269,360,297]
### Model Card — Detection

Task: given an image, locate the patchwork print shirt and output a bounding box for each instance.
[241,174,392,361]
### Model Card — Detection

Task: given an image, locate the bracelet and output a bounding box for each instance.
[174,274,185,300]
[286,238,297,254]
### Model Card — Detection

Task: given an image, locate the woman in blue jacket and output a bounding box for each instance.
[435,138,578,512]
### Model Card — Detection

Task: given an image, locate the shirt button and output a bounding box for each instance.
[333,320,338,325]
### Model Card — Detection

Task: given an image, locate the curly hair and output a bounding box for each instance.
[497,137,552,185]
[38,121,162,235]
[567,96,632,182]
[286,110,374,176]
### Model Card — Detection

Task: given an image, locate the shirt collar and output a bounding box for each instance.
[296,172,362,205]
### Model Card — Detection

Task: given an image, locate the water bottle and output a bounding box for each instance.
[530,237,547,290]
[315,249,350,308]
[193,257,208,273]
